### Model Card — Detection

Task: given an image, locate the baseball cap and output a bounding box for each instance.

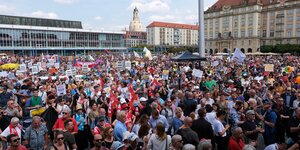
[111,141,125,150]
[128,133,138,141]
[140,97,147,102]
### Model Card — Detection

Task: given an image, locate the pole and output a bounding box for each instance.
[198,0,205,57]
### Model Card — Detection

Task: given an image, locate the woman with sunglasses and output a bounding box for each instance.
[50,132,69,150]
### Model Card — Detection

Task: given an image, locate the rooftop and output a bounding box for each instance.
[147,21,198,30]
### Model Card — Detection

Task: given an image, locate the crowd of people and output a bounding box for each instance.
[0,52,300,150]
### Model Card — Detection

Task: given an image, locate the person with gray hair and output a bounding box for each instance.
[228,127,245,150]
[182,144,196,150]
[170,134,183,150]
[0,117,21,139]
[114,110,128,142]
[24,116,48,150]
[241,110,263,144]
[197,139,212,150]
[242,144,256,150]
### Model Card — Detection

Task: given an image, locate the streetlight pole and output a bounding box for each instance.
[198,0,205,57]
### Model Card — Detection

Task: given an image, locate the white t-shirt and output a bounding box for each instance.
[0,125,22,139]
[205,112,216,125]
[264,144,278,150]
[213,119,226,137]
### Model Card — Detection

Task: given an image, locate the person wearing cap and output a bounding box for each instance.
[241,110,264,144]
[111,141,125,150]
[260,99,277,146]
[74,104,88,149]
[93,116,111,135]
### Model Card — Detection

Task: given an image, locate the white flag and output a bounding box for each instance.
[143,47,152,60]
[231,48,246,64]
[133,51,140,58]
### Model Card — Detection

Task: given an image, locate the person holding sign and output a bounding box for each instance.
[25,89,44,117]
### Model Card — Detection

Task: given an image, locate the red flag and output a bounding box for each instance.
[152,79,159,87]
[108,90,119,117]
[99,78,105,91]
[128,84,138,111]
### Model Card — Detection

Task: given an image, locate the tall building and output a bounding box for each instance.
[204,0,300,53]
[0,15,125,55]
[147,21,199,46]
[125,7,147,47]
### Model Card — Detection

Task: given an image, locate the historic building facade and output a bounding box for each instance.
[205,0,300,53]
[146,21,198,46]
[125,7,147,47]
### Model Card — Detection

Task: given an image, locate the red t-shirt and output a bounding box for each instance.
[228,137,245,150]
[7,145,27,150]
[52,117,78,133]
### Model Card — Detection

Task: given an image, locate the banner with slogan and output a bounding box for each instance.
[56,84,66,96]
[192,69,203,78]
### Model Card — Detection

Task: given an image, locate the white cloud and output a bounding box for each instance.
[128,0,170,13]
[53,0,76,4]
[94,16,103,21]
[149,15,180,22]
[0,4,15,14]
[31,11,59,19]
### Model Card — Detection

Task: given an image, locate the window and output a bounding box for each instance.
[262,30,267,37]
[249,40,251,45]
[297,30,300,37]
[234,31,238,37]
[287,31,292,37]
[248,29,253,37]
[270,30,274,37]
[241,30,245,37]
[287,16,293,22]
[270,12,275,17]
[242,40,244,45]
[286,24,293,29]
[248,14,253,26]
[287,9,294,15]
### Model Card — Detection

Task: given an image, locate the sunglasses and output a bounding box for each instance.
[57,137,64,141]
[12,138,20,142]
[95,139,104,142]
[63,112,68,115]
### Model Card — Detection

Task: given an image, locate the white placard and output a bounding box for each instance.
[31,66,38,74]
[20,64,27,72]
[48,59,55,64]
[82,64,89,73]
[0,71,8,77]
[8,73,16,79]
[212,61,219,67]
[66,70,72,77]
[56,84,66,96]
[117,61,123,69]
[71,68,77,76]
[192,69,203,78]
[55,63,60,69]
[125,61,131,70]
[67,62,72,69]
[28,62,32,68]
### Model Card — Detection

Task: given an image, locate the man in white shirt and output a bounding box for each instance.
[0,117,22,140]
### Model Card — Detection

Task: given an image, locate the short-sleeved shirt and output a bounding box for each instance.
[241,120,258,140]
[52,117,78,133]
[24,124,48,150]
[64,131,76,149]
[213,119,226,137]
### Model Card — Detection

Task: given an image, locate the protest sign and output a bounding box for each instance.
[231,48,246,64]
[0,71,8,77]
[125,61,131,70]
[162,70,169,80]
[264,64,274,72]
[192,69,203,78]
[71,68,77,76]
[56,84,66,96]
[31,66,38,74]
[66,70,72,77]
[8,73,16,79]
[55,63,60,69]
[20,64,27,72]
[82,64,89,73]
[212,61,219,67]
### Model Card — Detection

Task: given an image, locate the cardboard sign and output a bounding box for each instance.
[192,69,203,78]
[162,70,169,80]
[125,61,131,70]
[20,64,27,72]
[56,84,66,96]
[265,64,274,72]
[71,68,77,76]
[31,66,38,74]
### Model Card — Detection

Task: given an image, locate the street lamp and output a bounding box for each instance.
[198,0,205,57]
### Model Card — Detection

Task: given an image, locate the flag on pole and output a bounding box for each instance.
[108,90,119,117]
[231,48,246,64]
[133,51,141,58]
[143,47,153,60]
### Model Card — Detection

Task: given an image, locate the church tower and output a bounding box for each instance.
[129,7,144,32]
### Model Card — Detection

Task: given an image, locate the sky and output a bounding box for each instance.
[0,0,218,32]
